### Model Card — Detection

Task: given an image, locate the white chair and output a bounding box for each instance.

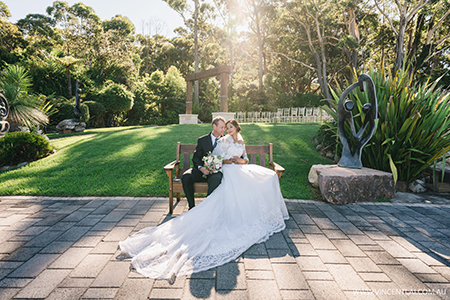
[313,107,320,122]
[249,112,256,123]
[305,107,313,122]
[298,107,306,123]
[291,107,299,122]
[276,109,283,123]
[282,108,290,122]
[239,112,244,123]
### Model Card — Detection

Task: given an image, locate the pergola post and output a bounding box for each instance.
[180,66,233,124]
[186,80,193,114]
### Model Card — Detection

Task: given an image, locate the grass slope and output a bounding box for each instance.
[0,123,330,199]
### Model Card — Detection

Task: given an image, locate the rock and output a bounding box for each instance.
[313,165,395,204]
[17,162,28,168]
[308,164,339,188]
[408,179,426,193]
[0,165,15,172]
[396,181,409,192]
[325,151,334,159]
[56,119,86,134]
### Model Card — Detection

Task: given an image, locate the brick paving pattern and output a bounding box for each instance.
[0,195,450,299]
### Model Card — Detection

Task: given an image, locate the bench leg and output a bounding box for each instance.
[176,193,181,202]
[169,187,174,214]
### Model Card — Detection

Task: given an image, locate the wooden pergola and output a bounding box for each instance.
[185,65,232,114]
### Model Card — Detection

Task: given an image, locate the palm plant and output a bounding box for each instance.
[0,64,52,131]
[56,55,81,98]
[322,67,450,184]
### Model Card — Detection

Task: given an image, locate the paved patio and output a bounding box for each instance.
[1,194,450,299]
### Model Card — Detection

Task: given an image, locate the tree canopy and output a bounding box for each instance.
[0,0,448,127]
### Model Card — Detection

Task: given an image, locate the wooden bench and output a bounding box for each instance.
[164,142,285,213]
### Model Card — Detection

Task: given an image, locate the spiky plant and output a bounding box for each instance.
[0,64,52,131]
[322,67,450,183]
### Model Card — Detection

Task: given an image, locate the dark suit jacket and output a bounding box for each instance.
[192,133,214,173]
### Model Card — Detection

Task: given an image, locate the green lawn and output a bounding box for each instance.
[0,123,331,199]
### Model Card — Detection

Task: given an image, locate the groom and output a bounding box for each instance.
[182,116,226,209]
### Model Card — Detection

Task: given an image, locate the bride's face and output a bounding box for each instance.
[226,123,237,135]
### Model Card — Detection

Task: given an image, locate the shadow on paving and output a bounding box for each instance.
[2,196,450,299]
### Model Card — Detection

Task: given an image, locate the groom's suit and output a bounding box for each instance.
[182,133,223,209]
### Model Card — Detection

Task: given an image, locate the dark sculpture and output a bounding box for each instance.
[73,80,82,121]
[337,74,377,169]
[0,92,9,136]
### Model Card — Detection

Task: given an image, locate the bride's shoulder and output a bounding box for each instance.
[221,134,232,142]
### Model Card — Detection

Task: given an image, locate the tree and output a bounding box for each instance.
[0,2,26,68]
[148,66,186,124]
[374,0,427,72]
[16,13,58,55]
[0,1,10,19]
[56,55,80,97]
[406,1,450,83]
[138,18,166,74]
[164,0,218,105]
[281,0,342,99]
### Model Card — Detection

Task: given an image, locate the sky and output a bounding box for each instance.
[4,0,185,38]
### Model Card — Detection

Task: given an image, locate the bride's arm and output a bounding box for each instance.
[223,158,234,164]
[231,157,247,164]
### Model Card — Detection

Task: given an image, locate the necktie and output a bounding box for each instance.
[213,137,218,148]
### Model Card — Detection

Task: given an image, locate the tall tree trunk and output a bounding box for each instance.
[348,8,359,69]
[253,1,264,93]
[194,0,199,106]
[67,68,72,98]
[395,17,407,72]
[145,38,150,74]
[150,36,158,72]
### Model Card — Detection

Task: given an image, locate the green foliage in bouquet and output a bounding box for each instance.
[321,67,450,183]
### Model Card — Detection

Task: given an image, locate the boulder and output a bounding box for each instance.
[308,164,339,188]
[310,164,395,204]
[56,119,86,134]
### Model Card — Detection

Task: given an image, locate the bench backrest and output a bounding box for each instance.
[175,142,274,176]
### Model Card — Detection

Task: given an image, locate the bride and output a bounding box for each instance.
[119,119,289,279]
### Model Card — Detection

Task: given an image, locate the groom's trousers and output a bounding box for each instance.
[182,168,223,209]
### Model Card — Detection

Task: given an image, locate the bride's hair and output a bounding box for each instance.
[225,119,241,132]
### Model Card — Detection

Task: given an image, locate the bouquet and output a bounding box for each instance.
[202,152,223,177]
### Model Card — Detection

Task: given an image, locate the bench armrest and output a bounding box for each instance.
[164,160,179,177]
[270,162,285,179]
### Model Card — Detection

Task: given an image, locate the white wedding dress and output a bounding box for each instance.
[119,134,289,279]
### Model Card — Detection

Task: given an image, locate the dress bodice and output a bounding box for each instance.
[212,134,248,160]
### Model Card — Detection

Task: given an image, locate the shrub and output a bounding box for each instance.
[0,131,53,167]
[97,81,134,113]
[321,67,450,183]
[84,101,106,128]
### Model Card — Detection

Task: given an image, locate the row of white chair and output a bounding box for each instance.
[235,107,333,123]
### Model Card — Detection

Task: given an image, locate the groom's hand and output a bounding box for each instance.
[200,167,210,175]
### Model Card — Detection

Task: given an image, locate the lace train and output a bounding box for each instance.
[119,140,288,279]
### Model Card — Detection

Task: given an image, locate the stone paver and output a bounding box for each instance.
[1,195,450,299]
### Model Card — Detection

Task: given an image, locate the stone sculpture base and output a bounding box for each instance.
[56,119,86,134]
[309,164,395,204]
